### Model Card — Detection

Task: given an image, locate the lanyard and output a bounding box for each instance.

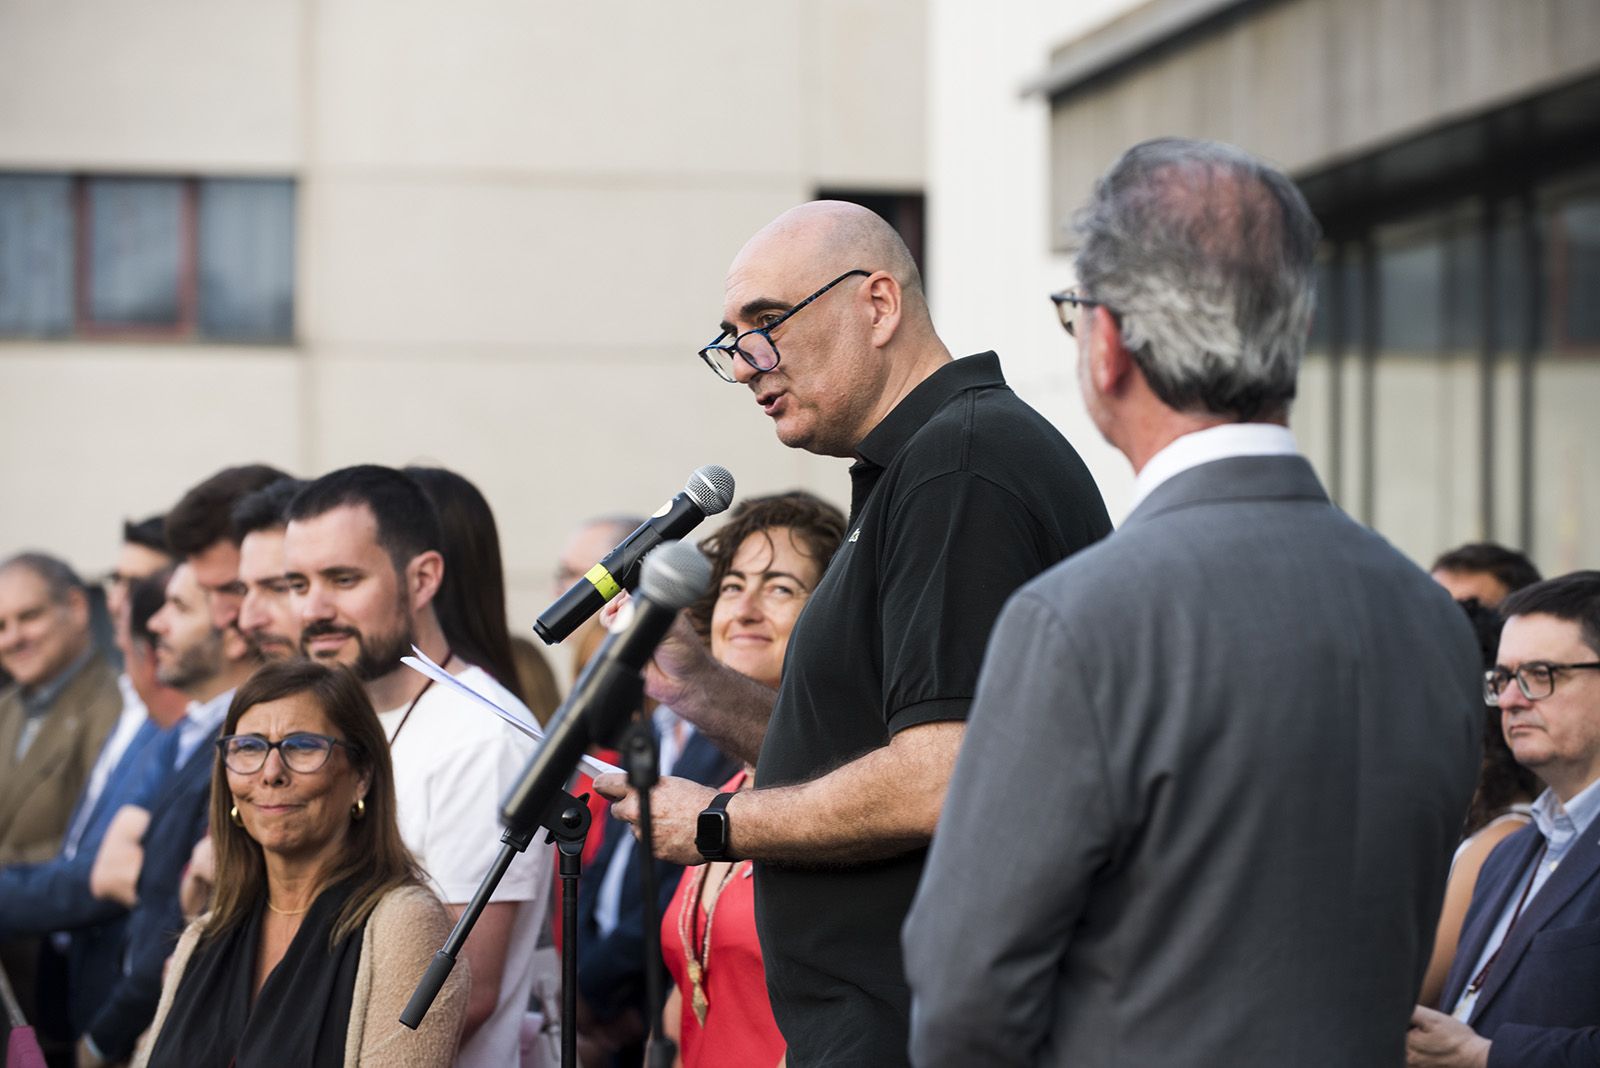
[1459,840,1549,1009]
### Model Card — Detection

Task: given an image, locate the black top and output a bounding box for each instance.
[753,352,1111,1066]
[145,878,366,1067]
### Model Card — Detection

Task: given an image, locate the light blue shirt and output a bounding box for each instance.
[1452,776,1600,1019]
[174,688,234,769]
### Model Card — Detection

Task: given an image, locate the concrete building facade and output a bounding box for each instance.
[930,0,1598,574]
[0,0,927,629]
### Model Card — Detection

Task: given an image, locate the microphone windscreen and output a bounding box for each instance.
[686,464,736,515]
[640,541,712,611]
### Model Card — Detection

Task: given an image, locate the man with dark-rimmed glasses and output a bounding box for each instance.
[596,199,1110,1066]
[1412,570,1600,1068]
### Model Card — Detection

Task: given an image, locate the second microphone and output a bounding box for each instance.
[533,463,735,645]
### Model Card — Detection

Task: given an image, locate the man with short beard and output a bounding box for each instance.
[231,477,306,661]
[76,562,261,1065]
[283,465,547,1068]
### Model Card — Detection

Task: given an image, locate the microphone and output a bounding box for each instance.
[503,539,712,831]
[533,464,734,645]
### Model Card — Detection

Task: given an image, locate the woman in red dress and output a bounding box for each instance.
[659,493,845,1068]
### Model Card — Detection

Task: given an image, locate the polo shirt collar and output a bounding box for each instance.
[853,352,1005,469]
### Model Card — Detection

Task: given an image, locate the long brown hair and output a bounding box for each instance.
[205,659,424,948]
[404,465,527,704]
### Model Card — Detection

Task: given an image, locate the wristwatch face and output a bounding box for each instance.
[696,809,730,857]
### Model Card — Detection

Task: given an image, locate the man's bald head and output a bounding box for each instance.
[733,200,926,313]
[715,200,949,457]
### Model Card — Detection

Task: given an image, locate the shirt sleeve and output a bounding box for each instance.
[880,471,1059,735]
[0,850,126,938]
[903,590,1116,1066]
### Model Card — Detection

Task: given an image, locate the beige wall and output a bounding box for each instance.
[928,0,1146,522]
[0,0,925,636]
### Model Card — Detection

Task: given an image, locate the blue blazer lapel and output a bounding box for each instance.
[1468,818,1600,1024]
[145,730,216,824]
[1439,826,1544,1010]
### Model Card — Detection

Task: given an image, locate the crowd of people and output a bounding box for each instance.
[2,135,1597,1068]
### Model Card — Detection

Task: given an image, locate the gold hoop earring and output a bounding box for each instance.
[229,805,243,826]
[351,798,366,822]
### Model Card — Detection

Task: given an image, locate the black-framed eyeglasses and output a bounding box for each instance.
[1049,290,1108,338]
[215,732,361,774]
[698,269,871,383]
[1483,661,1600,706]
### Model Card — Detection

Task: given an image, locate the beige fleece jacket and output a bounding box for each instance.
[133,883,469,1067]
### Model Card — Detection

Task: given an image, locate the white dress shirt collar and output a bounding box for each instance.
[1128,423,1299,514]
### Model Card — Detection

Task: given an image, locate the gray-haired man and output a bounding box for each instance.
[904,138,1483,1067]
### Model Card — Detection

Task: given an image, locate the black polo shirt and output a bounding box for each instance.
[753,351,1112,1066]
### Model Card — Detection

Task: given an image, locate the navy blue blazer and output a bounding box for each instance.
[0,720,166,939]
[0,718,176,1036]
[577,728,738,1021]
[1439,815,1600,1067]
[83,724,218,1060]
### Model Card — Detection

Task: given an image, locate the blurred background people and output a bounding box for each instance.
[1432,542,1543,609]
[0,553,122,866]
[104,516,174,625]
[0,552,122,1034]
[658,492,845,1068]
[232,478,307,663]
[0,569,182,1062]
[78,559,261,1065]
[165,465,290,633]
[136,659,467,1068]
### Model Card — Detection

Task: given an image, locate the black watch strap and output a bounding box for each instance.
[696,791,737,861]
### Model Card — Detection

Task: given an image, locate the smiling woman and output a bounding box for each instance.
[658,492,846,1068]
[133,660,468,1068]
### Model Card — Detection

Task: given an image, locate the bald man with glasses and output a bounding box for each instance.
[597,200,1110,1067]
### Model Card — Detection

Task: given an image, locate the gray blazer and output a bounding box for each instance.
[904,455,1481,1067]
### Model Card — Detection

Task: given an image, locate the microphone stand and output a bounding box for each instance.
[400,786,592,1068]
[617,704,677,1068]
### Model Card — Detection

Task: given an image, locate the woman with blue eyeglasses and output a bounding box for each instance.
[134,659,468,1067]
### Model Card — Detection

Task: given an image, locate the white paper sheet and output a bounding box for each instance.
[403,646,622,778]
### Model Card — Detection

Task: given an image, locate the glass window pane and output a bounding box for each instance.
[1378,233,1444,354]
[1533,184,1600,572]
[198,178,295,341]
[1559,198,1600,347]
[1448,220,1483,352]
[1371,222,1482,562]
[1308,255,1334,351]
[87,178,183,326]
[0,174,74,337]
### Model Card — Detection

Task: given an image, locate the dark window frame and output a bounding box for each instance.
[0,170,294,344]
[73,175,201,341]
